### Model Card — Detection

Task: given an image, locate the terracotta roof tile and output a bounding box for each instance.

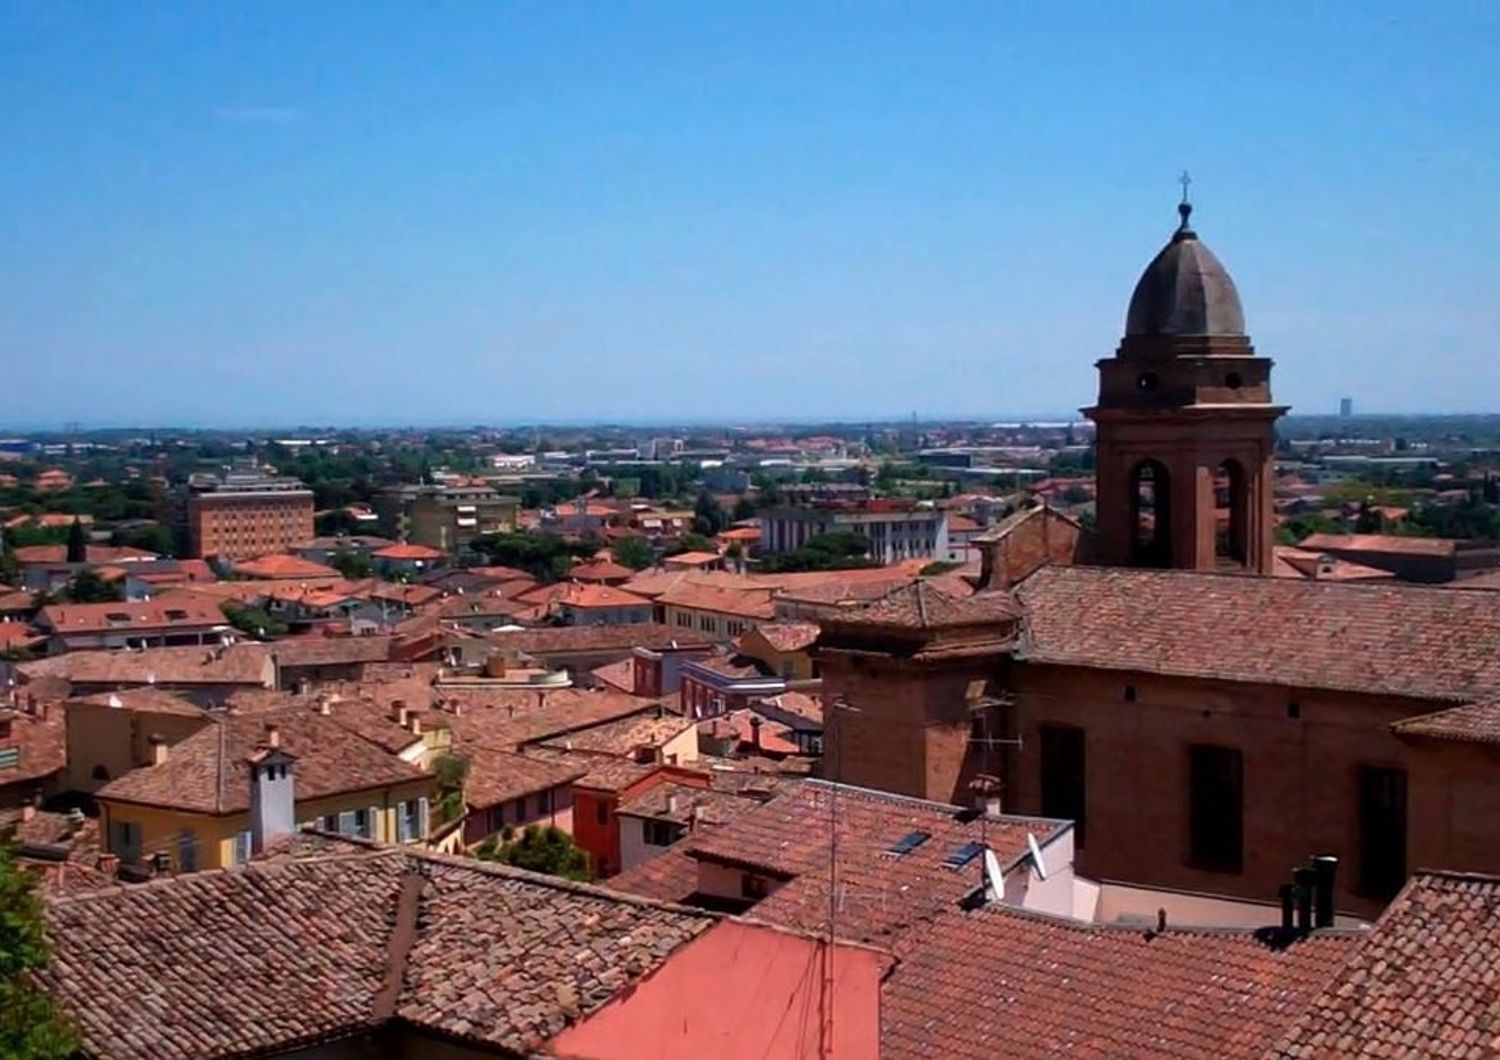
[18,643,274,689]
[1299,532,1458,558]
[684,780,1067,943]
[96,707,428,814]
[657,582,776,620]
[1273,871,1500,1058]
[556,583,653,609]
[885,903,1358,1060]
[569,559,635,582]
[37,594,226,636]
[1393,698,1500,745]
[750,621,820,652]
[1016,566,1500,702]
[232,553,342,579]
[371,542,444,561]
[464,751,588,810]
[488,623,712,657]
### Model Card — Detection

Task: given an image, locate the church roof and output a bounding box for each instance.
[1014,565,1500,702]
[1125,202,1246,339]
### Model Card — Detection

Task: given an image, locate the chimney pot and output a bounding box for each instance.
[666,793,680,816]
[1312,854,1339,929]
[1293,865,1317,934]
[149,734,170,766]
[265,724,280,749]
[20,803,36,822]
[97,852,119,876]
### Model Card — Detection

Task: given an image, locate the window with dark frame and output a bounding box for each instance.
[1358,765,1407,900]
[1188,744,1243,873]
[1039,724,1087,847]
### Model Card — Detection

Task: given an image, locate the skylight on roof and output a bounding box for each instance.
[885,830,931,856]
[942,841,985,870]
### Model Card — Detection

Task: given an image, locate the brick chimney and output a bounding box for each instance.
[96,852,119,877]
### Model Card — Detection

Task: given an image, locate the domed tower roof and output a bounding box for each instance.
[1124,201,1245,338]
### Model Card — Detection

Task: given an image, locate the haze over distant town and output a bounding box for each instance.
[2,5,1499,427]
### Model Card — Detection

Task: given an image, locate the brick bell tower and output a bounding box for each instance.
[1084,191,1287,574]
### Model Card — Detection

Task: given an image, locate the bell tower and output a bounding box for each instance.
[1084,192,1286,574]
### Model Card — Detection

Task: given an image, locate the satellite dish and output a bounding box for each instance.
[1027,832,1048,880]
[983,848,1004,898]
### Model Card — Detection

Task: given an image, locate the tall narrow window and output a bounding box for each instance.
[1130,460,1172,568]
[1359,766,1407,900]
[1188,744,1243,872]
[1214,459,1248,566]
[1040,724,1087,847]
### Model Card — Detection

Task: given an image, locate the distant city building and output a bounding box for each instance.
[184,468,314,561]
[1340,396,1354,417]
[759,501,949,565]
[375,484,518,553]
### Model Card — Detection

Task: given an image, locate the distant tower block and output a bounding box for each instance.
[1340,397,1353,418]
[1084,191,1287,575]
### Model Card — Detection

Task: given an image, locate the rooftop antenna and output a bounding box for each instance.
[823,696,861,1059]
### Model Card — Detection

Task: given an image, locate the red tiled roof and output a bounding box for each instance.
[664,550,721,567]
[44,846,715,1059]
[557,583,653,610]
[832,581,1022,631]
[1016,565,1500,702]
[0,620,42,649]
[95,707,429,814]
[18,643,274,688]
[371,542,444,561]
[684,780,1066,943]
[747,621,820,653]
[37,595,226,636]
[12,544,158,566]
[569,559,634,583]
[488,623,713,657]
[1392,698,1500,744]
[1272,547,1397,582]
[589,659,638,693]
[885,903,1359,1060]
[1274,870,1500,1058]
[464,750,588,810]
[658,583,776,621]
[1298,532,1458,558]
[232,553,341,579]
[0,703,65,786]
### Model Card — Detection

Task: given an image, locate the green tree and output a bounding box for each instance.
[760,531,874,573]
[483,824,591,882]
[612,536,654,571]
[110,523,173,557]
[331,550,373,580]
[221,602,288,639]
[61,570,123,604]
[65,518,86,564]
[692,491,727,536]
[433,752,471,823]
[731,496,757,522]
[665,532,716,557]
[0,836,77,1059]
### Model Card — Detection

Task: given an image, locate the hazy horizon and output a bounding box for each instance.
[3,4,1498,426]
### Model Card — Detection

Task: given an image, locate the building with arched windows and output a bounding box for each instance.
[819,197,1500,918]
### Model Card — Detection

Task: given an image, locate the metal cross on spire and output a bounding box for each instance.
[1178,169,1193,205]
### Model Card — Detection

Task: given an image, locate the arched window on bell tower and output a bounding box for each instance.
[1130,459,1172,568]
[1214,459,1248,567]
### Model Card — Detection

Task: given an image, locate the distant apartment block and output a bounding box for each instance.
[376,484,518,554]
[185,469,314,561]
[759,501,949,565]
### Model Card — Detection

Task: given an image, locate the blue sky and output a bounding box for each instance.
[1,2,1497,427]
